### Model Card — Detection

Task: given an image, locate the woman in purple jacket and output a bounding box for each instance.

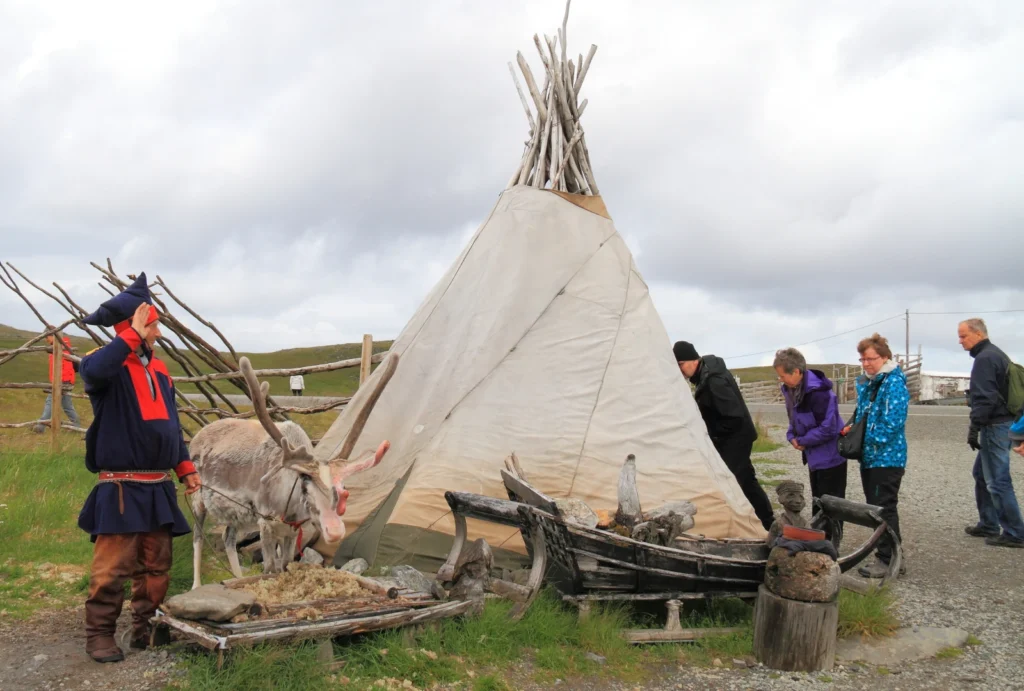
[774,348,848,548]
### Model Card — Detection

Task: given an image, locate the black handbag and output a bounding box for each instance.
[838,380,880,460]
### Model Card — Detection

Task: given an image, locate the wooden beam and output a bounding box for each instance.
[50,335,62,454]
[359,334,373,388]
[174,353,386,384]
[622,626,746,644]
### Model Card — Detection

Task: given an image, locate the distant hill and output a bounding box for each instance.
[730,363,859,384]
[0,322,392,397]
[2,320,858,396]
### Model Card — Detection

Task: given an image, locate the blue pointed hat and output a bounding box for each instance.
[83,272,157,328]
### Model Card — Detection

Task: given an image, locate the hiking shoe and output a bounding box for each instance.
[31,424,45,434]
[985,534,1024,549]
[965,525,1000,538]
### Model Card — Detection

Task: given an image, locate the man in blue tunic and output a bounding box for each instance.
[77,273,202,663]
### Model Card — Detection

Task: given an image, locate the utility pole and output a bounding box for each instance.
[905,309,910,366]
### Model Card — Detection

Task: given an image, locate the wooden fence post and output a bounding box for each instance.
[51,335,63,453]
[359,334,373,388]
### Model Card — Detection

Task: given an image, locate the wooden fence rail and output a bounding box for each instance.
[1,326,379,449]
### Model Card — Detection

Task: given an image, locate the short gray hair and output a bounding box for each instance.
[960,318,988,336]
[773,348,806,374]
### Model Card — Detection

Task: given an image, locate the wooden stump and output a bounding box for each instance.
[753,585,837,672]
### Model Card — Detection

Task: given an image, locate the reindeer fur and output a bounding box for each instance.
[188,419,318,588]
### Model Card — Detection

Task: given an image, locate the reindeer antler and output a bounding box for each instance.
[240,357,314,466]
[333,352,399,461]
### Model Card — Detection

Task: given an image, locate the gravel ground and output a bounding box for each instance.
[635,406,1024,691]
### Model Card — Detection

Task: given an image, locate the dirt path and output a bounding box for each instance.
[0,608,181,691]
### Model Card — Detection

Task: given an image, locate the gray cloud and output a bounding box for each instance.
[1,1,1022,374]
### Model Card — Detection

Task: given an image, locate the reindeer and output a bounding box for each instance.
[188,353,398,589]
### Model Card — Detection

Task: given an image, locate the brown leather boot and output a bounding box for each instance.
[86,637,125,664]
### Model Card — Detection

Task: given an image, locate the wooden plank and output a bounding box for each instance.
[153,613,224,650]
[501,470,558,513]
[444,491,524,527]
[50,335,62,453]
[623,626,746,644]
[224,600,474,646]
[569,548,762,587]
[565,590,758,603]
[359,334,373,388]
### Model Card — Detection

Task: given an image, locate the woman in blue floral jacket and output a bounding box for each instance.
[841,333,909,578]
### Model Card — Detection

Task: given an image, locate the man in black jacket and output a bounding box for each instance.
[959,319,1024,548]
[674,341,775,530]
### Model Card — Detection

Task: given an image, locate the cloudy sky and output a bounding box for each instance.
[2,0,1022,374]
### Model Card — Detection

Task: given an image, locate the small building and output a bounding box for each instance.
[919,371,970,404]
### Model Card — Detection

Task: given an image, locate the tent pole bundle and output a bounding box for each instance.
[506,0,600,196]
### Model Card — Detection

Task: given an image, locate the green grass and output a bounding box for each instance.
[0,447,235,619]
[837,587,899,639]
[935,646,963,660]
[178,593,764,689]
[965,634,982,646]
[751,416,783,454]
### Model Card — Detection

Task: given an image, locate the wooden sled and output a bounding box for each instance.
[439,465,902,630]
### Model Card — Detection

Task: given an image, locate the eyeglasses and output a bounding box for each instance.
[858,356,882,363]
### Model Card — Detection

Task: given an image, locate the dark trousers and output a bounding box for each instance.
[717,439,775,531]
[860,467,904,564]
[292,389,302,396]
[85,530,172,653]
[809,462,848,549]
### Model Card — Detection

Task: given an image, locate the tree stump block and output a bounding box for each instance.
[764,547,840,603]
[753,585,838,672]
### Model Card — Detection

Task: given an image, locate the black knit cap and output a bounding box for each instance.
[673,341,699,362]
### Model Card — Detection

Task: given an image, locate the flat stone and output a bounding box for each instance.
[163,584,256,622]
[339,558,369,575]
[299,548,324,566]
[585,652,606,665]
[836,627,970,665]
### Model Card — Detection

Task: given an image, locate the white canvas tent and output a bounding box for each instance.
[314,186,766,569]
[313,7,766,570]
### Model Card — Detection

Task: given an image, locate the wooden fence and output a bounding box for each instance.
[737,350,923,407]
[0,321,379,453]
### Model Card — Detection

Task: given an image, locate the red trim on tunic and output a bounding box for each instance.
[117,326,143,349]
[125,355,169,421]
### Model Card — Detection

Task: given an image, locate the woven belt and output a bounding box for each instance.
[98,470,173,514]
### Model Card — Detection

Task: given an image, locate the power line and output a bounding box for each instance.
[724,314,905,360]
[909,309,1024,315]
[723,307,1023,361]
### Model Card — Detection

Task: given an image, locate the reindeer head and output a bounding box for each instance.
[239,357,392,544]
